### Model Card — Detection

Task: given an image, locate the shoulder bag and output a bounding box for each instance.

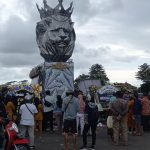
[25,103,34,116]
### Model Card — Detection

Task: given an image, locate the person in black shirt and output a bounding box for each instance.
[80,96,99,150]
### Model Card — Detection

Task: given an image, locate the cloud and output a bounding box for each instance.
[0,53,42,68]
[106,69,142,87]
[73,44,146,66]
[0,0,149,86]
[0,16,36,54]
[0,14,43,68]
[0,67,31,84]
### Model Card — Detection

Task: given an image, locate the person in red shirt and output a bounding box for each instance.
[141,93,150,132]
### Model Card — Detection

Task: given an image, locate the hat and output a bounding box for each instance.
[25,93,33,101]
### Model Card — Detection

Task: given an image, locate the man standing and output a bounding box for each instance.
[42,90,56,132]
[18,93,38,149]
[80,96,99,150]
[62,90,79,150]
[110,91,128,146]
[0,94,7,150]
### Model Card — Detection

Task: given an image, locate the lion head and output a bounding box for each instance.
[36,0,76,62]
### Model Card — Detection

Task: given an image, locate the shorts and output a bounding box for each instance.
[63,119,77,134]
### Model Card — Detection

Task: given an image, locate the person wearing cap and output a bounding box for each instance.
[62,90,79,150]
[18,93,38,149]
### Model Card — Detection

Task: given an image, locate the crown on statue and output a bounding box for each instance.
[36,0,73,19]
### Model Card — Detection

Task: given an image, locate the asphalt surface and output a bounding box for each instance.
[35,127,150,150]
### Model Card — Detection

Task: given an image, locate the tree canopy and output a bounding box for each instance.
[136,63,150,83]
[136,63,150,94]
[89,64,109,85]
[74,64,109,88]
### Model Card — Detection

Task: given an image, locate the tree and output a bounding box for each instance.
[138,82,150,94]
[136,63,150,83]
[89,64,109,85]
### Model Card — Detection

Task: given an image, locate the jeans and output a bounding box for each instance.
[82,122,97,146]
[18,125,35,146]
[76,113,84,135]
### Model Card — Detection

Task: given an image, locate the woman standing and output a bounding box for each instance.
[76,93,85,135]
[133,94,142,136]
[127,96,135,134]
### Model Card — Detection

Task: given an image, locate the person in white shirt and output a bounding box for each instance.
[42,90,56,132]
[18,93,38,149]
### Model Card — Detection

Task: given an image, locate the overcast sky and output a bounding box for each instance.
[0,0,150,87]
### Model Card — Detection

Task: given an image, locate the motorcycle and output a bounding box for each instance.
[4,121,30,150]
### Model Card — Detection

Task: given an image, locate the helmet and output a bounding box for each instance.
[25,93,33,101]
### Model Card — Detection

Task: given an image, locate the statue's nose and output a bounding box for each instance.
[59,29,67,39]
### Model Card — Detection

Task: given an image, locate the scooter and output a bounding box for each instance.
[4,121,30,150]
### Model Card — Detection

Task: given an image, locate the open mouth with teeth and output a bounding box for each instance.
[57,42,67,47]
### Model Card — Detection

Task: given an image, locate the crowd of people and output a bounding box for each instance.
[0,89,150,150]
[107,91,150,146]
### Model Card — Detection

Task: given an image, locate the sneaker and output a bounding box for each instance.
[112,142,119,146]
[30,146,36,149]
[88,145,95,150]
[79,146,88,150]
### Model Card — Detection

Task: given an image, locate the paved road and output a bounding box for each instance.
[35,127,150,150]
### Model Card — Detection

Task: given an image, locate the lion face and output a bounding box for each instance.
[36,15,76,62]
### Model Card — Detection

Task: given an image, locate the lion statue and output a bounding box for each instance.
[36,0,76,62]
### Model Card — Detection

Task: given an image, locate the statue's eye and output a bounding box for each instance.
[45,20,51,26]
[63,29,70,34]
[36,23,46,35]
